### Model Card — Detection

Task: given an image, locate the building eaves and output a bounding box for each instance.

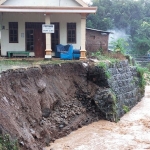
[0,6,97,13]
[0,0,88,7]
[86,28,113,34]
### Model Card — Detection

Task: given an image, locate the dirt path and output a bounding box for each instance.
[44,86,150,150]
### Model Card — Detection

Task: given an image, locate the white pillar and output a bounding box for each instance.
[80,14,86,60]
[45,14,52,59]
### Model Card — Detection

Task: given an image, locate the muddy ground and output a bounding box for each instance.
[0,62,105,150]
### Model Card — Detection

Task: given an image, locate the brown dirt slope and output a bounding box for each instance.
[0,62,103,150]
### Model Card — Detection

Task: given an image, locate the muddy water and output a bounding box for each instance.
[44,86,150,150]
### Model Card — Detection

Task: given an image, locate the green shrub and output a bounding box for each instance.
[0,134,19,150]
[146,63,150,72]
[123,105,129,113]
[110,38,128,55]
[98,62,111,79]
[91,50,103,60]
[136,65,149,94]
[98,62,107,69]
[91,50,120,63]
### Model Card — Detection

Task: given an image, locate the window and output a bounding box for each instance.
[67,23,76,43]
[9,22,18,43]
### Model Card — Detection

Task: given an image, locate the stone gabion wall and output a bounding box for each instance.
[88,60,143,122]
[107,60,142,120]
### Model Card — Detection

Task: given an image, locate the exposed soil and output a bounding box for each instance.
[0,62,104,150]
[0,60,143,150]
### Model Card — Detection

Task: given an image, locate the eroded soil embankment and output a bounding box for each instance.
[0,62,104,150]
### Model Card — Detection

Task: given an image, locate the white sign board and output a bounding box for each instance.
[42,24,55,33]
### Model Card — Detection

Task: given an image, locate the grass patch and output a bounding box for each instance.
[0,59,64,66]
[123,105,129,113]
[0,59,65,72]
[98,62,111,79]
[92,51,119,63]
[136,65,148,94]
[98,62,107,69]
[0,134,19,150]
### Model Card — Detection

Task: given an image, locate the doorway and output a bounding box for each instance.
[51,22,60,52]
[25,22,60,58]
[25,22,46,58]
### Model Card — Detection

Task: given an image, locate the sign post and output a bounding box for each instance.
[42,24,55,33]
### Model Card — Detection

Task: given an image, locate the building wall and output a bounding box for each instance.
[0,13,2,39]
[1,13,81,56]
[2,0,81,7]
[86,29,109,56]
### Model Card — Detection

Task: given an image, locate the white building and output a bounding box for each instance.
[0,0,97,59]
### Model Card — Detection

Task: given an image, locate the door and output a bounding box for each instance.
[34,27,45,57]
[26,22,46,58]
[51,22,60,51]
[26,29,34,52]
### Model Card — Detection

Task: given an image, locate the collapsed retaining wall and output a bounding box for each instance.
[0,61,143,150]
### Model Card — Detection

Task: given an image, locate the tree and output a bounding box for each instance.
[133,21,150,55]
[87,0,150,56]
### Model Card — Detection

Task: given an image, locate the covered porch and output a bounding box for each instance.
[0,6,97,59]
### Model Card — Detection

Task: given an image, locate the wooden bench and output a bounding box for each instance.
[7,51,30,58]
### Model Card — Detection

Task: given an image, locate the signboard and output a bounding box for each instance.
[42,24,55,33]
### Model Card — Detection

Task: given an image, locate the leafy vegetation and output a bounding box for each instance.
[125,55,135,66]
[136,65,150,94]
[0,134,19,150]
[91,50,119,63]
[91,49,124,79]
[98,61,107,69]
[110,38,128,55]
[92,50,122,79]
[123,105,129,113]
[87,0,150,56]
[98,61,111,79]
